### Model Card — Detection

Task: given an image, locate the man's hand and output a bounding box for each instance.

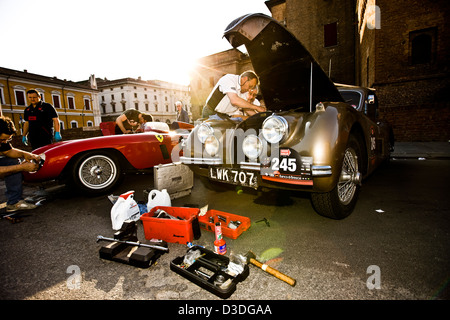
[20,161,40,172]
[256,105,267,113]
[23,153,41,163]
[54,132,62,142]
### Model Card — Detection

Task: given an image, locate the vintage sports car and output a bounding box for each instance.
[23,121,192,194]
[180,14,394,219]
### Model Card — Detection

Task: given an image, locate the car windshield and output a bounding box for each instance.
[339,90,361,109]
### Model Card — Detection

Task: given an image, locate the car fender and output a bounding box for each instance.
[276,103,362,192]
[23,132,177,182]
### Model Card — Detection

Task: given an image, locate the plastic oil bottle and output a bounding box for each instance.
[214,222,227,255]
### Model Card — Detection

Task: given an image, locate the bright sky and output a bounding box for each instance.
[0,0,271,86]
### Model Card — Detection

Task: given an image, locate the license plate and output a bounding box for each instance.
[209,167,258,188]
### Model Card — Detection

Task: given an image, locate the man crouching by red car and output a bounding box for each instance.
[0,115,41,212]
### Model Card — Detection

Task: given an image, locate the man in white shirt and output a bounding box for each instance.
[202,71,266,118]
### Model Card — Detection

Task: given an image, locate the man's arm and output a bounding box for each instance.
[227,92,266,113]
[22,121,29,136]
[115,114,129,133]
[3,148,40,162]
[53,117,60,133]
[0,149,40,178]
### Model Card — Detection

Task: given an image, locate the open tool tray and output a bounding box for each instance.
[198,209,251,239]
[170,246,249,299]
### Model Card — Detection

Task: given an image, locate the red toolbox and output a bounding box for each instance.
[140,206,200,244]
[198,210,251,239]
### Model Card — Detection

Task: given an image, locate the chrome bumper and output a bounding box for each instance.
[180,156,223,165]
[181,156,332,177]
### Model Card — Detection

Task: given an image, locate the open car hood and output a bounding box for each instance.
[223,13,344,111]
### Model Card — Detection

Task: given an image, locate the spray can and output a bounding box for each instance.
[214,222,227,255]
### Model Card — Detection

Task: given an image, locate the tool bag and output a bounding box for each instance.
[111,191,141,230]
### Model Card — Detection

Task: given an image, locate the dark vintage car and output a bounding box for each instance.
[24,121,192,194]
[180,14,394,219]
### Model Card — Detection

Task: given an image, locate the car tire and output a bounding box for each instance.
[311,135,362,219]
[71,151,123,195]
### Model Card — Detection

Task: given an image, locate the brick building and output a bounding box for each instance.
[360,0,450,141]
[266,0,450,141]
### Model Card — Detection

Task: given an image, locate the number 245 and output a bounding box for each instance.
[271,158,297,172]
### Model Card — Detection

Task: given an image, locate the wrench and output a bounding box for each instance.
[96,235,169,252]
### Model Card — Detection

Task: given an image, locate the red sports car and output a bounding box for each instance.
[23,121,193,194]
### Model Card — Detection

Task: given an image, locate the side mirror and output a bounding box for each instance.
[365,94,377,120]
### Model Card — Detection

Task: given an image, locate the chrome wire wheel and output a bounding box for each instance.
[310,134,363,220]
[338,147,361,205]
[78,154,118,190]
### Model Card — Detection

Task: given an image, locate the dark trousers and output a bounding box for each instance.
[0,157,23,205]
[201,104,216,118]
[29,129,53,150]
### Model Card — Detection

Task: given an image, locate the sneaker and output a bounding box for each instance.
[6,200,37,212]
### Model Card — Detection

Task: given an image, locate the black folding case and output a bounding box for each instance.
[170,246,249,299]
[98,220,167,268]
[99,241,164,268]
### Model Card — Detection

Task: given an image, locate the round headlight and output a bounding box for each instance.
[242,134,263,160]
[262,115,288,144]
[197,123,214,143]
[204,135,219,157]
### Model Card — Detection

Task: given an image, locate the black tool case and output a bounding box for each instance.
[99,240,166,268]
[170,246,249,299]
[98,220,167,268]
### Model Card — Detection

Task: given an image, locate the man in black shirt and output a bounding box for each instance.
[23,89,61,150]
[115,109,152,134]
[0,115,41,212]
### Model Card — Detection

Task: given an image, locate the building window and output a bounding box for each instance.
[59,121,64,130]
[134,93,137,98]
[53,95,61,108]
[409,27,436,65]
[84,98,91,111]
[135,102,139,109]
[122,102,126,111]
[37,90,45,102]
[70,120,78,128]
[86,121,93,127]
[324,22,338,47]
[0,87,4,105]
[15,89,26,106]
[145,103,149,111]
[68,96,75,109]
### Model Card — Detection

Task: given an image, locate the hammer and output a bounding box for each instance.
[244,251,296,287]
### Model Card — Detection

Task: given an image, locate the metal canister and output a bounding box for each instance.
[214,222,227,255]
